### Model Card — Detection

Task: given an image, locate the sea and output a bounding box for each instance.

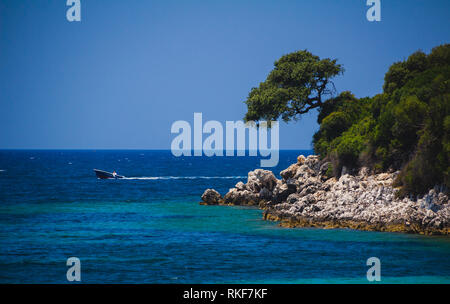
[0,150,449,283]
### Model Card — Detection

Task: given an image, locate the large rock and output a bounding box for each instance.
[204,169,279,207]
[201,189,222,205]
[223,188,259,205]
[304,155,321,172]
[235,181,246,191]
[272,182,297,204]
[297,155,306,164]
[280,163,299,180]
[246,169,278,192]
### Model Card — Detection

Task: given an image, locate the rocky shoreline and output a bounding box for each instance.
[200,155,450,235]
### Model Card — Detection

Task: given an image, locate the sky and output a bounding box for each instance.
[0,0,449,149]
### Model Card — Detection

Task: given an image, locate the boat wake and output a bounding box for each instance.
[122,176,246,180]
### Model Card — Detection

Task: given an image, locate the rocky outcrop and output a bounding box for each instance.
[200,189,223,205]
[200,155,450,235]
[223,169,278,206]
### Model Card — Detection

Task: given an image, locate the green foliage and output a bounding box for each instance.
[311,44,450,196]
[317,91,360,123]
[312,91,371,157]
[395,93,450,195]
[321,112,352,141]
[323,116,373,172]
[325,163,334,179]
[333,134,365,167]
[391,96,427,153]
[244,50,343,122]
[243,44,449,196]
[383,61,409,94]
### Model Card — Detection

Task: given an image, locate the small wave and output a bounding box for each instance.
[0,170,4,172]
[122,176,246,180]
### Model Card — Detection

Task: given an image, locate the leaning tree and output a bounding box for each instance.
[244,50,344,122]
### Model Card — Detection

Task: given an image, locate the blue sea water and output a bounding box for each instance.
[0,150,449,284]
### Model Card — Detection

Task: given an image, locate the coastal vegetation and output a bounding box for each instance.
[244,45,450,196]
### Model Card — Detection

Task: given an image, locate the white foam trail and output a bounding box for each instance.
[122,176,246,180]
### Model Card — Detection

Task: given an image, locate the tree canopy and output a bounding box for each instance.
[312,44,450,196]
[244,45,450,196]
[244,50,343,122]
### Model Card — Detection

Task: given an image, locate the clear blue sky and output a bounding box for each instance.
[1,0,449,149]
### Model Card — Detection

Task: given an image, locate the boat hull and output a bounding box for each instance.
[93,169,124,179]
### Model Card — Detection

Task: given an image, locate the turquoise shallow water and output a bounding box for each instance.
[0,150,449,283]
